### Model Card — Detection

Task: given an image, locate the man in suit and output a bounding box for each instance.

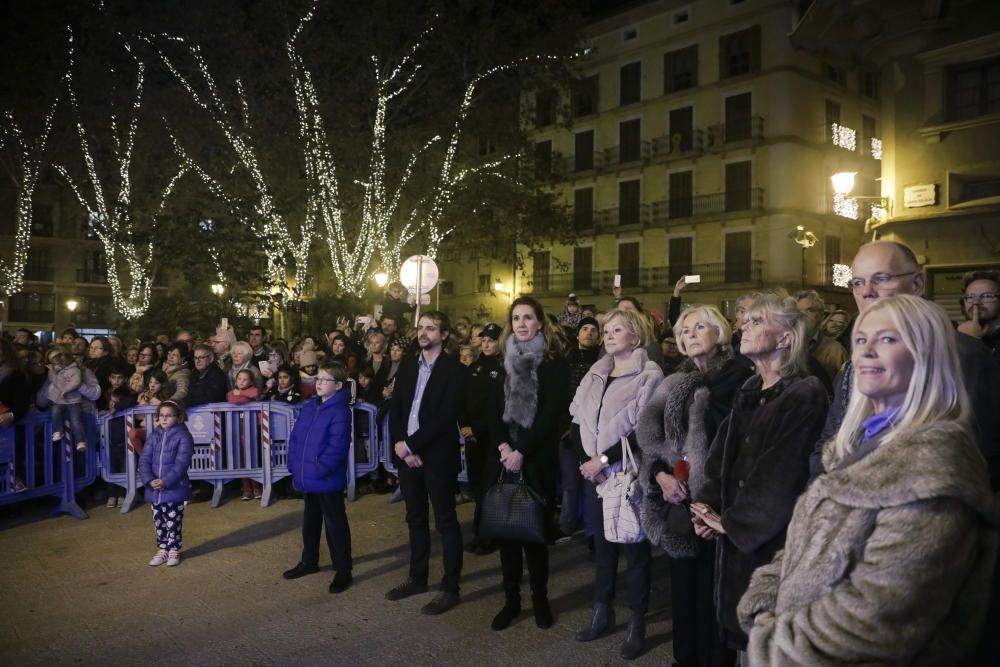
[386,311,467,615]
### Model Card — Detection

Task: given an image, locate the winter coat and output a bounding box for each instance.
[161,361,191,403]
[487,355,569,497]
[636,354,754,558]
[0,363,31,422]
[186,364,228,407]
[265,385,302,404]
[226,386,260,405]
[46,364,84,405]
[138,424,194,504]
[460,353,504,443]
[739,421,1000,665]
[569,348,662,458]
[696,373,828,649]
[287,389,352,493]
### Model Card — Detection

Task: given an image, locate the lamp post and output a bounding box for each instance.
[788,225,818,287]
[373,271,389,288]
[830,171,893,237]
[66,298,79,329]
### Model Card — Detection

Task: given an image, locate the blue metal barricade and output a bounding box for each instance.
[347,402,380,501]
[0,411,98,519]
[379,412,468,483]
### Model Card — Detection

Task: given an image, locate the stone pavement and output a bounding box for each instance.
[0,491,678,666]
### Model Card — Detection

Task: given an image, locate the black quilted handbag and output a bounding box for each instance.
[479,471,547,544]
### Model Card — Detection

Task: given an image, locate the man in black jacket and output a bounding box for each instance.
[186,345,228,407]
[386,311,467,616]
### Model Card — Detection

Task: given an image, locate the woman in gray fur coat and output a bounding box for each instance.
[738,295,1000,665]
[637,305,753,667]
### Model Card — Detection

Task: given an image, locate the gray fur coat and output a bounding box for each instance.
[738,421,1000,665]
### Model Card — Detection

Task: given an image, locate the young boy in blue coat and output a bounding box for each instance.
[283,362,354,593]
[139,401,194,567]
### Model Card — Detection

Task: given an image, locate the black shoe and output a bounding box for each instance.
[464,539,479,554]
[620,611,646,660]
[576,603,615,642]
[533,595,554,629]
[421,591,461,615]
[329,572,353,594]
[491,595,521,631]
[385,579,429,601]
[282,562,320,580]
[475,540,499,556]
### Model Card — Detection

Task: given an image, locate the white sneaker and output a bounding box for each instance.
[166,550,181,567]
[106,497,117,508]
[149,550,168,566]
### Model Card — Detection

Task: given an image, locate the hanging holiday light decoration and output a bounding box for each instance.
[831,123,856,151]
[832,263,852,288]
[832,192,858,219]
[870,137,882,160]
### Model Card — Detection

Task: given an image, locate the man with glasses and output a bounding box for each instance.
[794,290,847,389]
[186,344,228,407]
[809,241,1000,490]
[958,270,1000,355]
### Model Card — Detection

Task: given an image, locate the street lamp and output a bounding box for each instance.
[493,278,504,293]
[66,298,79,313]
[210,283,225,297]
[373,271,389,288]
[787,225,818,287]
[830,171,856,196]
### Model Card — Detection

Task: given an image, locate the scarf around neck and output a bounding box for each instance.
[503,332,545,429]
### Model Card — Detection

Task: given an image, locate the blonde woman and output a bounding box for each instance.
[738,295,1000,665]
[570,307,663,659]
[636,304,754,666]
[689,295,828,657]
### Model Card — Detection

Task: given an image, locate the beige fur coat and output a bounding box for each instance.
[738,421,1000,665]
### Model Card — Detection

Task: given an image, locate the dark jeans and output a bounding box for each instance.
[558,442,586,534]
[465,437,487,537]
[585,479,651,613]
[301,490,352,573]
[500,541,549,599]
[398,459,463,594]
[670,548,732,667]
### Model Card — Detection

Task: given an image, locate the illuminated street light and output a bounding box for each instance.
[830,171,856,196]
[373,271,389,287]
[494,279,504,293]
[66,298,79,313]
[210,283,225,296]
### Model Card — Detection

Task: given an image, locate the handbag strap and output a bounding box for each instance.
[620,435,637,474]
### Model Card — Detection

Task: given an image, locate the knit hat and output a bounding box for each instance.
[481,323,503,340]
[577,316,599,331]
[213,326,237,346]
[298,350,319,368]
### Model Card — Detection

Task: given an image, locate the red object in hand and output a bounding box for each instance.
[674,459,690,482]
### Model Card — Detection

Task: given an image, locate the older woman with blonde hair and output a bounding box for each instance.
[689,294,828,659]
[636,304,755,666]
[570,307,663,659]
[738,295,1000,665]
[228,341,263,392]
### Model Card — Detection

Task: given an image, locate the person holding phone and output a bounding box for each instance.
[689,295,828,660]
[636,305,753,667]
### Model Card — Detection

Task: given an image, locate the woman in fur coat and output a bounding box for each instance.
[570,308,663,660]
[636,305,753,667]
[689,295,828,656]
[738,295,1000,665]
[485,297,568,632]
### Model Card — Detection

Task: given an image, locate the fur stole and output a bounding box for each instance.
[503,332,545,429]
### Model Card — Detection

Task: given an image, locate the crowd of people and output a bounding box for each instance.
[1,250,999,664]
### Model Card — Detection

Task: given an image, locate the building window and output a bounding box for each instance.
[535,88,556,127]
[80,250,108,284]
[725,161,753,211]
[77,295,112,325]
[825,99,841,143]
[534,140,552,181]
[825,235,841,268]
[668,170,694,219]
[669,106,694,151]
[31,203,54,237]
[574,187,594,230]
[572,75,599,117]
[532,251,551,292]
[668,236,693,284]
[725,92,752,142]
[619,118,641,162]
[619,179,641,226]
[9,292,55,322]
[861,115,877,157]
[664,45,698,93]
[478,135,497,156]
[25,248,52,281]
[861,68,879,100]
[574,130,595,171]
[618,241,640,287]
[477,274,491,293]
[620,61,642,106]
[947,58,1000,121]
[719,25,761,79]
[724,231,752,283]
[573,246,593,290]
[438,280,454,296]
[824,63,846,86]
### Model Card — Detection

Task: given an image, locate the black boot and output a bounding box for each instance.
[575,603,615,642]
[491,591,522,631]
[532,593,554,629]
[620,611,646,660]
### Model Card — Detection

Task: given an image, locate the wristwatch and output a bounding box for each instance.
[599,454,609,466]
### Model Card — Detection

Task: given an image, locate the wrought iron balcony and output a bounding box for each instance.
[23,266,54,282]
[706,115,764,147]
[651,129,706,158]
[522,261,763,296]
[596,204,651,228]
[652,188,764,223]
[603,141,651,166]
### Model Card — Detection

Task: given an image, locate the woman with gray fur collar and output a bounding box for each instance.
[570,308,663,660]
[636,304,753,667]
[739,295,1000,665]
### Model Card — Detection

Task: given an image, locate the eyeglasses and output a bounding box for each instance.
[315,377,338,384]
[193,355,212,360]
[849,271,917,291]
[962,293,998,304]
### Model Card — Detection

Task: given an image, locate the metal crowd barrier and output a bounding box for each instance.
[0,411,99,519]
[347,402,380,501]
[379,413,468,482]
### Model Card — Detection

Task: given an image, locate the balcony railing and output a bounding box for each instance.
[652,188,765,223]
[563,152,605,174]
[603,141,651,166]
[651,130,705,158]
[24,266,54,282]
[77,269,108,284]
[706,116,765,147]
[596,204,651,228]
[522,261,763,295]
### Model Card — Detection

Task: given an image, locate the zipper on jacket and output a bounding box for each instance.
[156,427,166,504]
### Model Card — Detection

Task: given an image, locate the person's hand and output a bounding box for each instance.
[260,366,274,379]
[579,456,606,482]
[754,611,775,626]
[460,426,474,440]
[403,454,423,468]
[0,412,14,427]
[500,448,524,472]
[393,441,410,460]
[150,478,164,490]
[382,384,394,398]
[690,502,725,534]
[673,275,689,298]
[656,471,689,505]
[336,316,350,333]
[957,304,987,338]
[612,285,622,300]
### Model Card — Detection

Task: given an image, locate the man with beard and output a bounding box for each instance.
[958,270,1000,356]
[387,311,467,616]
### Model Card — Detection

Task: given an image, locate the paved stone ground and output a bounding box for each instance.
[0,490,678,666]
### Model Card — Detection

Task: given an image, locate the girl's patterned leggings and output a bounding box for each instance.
[151,502,185,551]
